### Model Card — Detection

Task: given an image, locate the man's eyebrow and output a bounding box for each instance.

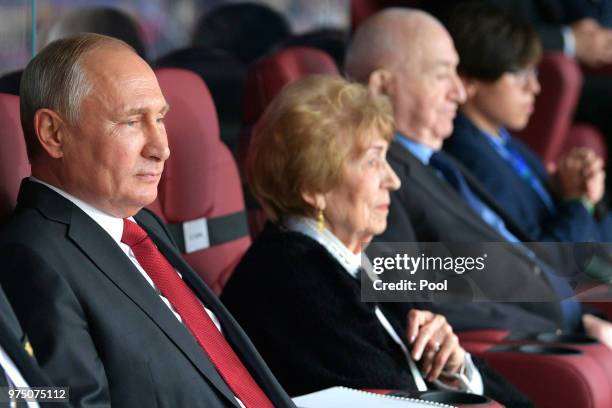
[124,103,171,116]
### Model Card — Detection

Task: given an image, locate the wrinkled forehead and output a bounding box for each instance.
[79,46,165,111]
[81,46,158,90]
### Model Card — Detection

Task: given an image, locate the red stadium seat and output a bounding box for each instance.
[241,46,339,134]
[0,93,30,225]
[152,68,251,294]
[564,123,608,163]
[459,328,612,403]
[463,339,611,408]
[239,46,339,236]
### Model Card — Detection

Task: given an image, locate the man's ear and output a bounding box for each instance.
[33,108,67,159]
[301,191,326,212]
[368,69,394,98]
[461,76,479,99]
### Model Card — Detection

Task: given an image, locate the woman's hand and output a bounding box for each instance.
[406,309,465,382]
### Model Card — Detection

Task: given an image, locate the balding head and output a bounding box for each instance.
[346,8,442,81]
[346,8,466,149]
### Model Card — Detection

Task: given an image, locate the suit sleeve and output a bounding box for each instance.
[0,244,110,408]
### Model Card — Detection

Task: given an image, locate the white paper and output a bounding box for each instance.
[292,387,456,408]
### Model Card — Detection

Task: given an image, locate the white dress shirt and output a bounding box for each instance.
[285,216,484,395]
[29,178,245,407]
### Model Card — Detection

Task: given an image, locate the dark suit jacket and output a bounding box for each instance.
[375,141,567,332]
[445,113,603,242]
[0,180,295,408]
[221,223,533,408]
[0,285,71,407]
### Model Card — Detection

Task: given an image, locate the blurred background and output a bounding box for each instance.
[0,0,350,75]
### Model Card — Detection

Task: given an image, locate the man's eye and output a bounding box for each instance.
[126,120,137,127]
[156,117,165,124]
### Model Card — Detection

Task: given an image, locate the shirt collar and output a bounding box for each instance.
[394,132,435,165]
[479,126,511,148]
[284,216,363,278]
[29,177,125,244]
[457,112,510,147]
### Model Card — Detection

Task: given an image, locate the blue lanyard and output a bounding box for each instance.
[483,129,556,214]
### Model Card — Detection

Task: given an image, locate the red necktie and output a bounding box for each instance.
[121,219,273,408]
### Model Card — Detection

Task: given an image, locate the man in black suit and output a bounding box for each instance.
[345,8,612,347]
[0,33,295,407]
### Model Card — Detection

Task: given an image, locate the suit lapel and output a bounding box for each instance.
[388,144,562,284]
[389,142,503,239]
[20,181,241,407]
[139,212,291,407]
[448,153,534,241]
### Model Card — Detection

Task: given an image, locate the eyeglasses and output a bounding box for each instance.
[507,67,539,87]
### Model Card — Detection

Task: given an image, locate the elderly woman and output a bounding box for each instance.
[221,75,530,405]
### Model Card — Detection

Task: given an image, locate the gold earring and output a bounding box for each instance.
[317,209,325,233]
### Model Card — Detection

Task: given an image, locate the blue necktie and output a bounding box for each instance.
[430,151,581,330]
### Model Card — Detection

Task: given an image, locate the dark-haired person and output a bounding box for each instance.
[444,4,612,244]
[221,74,532,407]
[424,0,612,199]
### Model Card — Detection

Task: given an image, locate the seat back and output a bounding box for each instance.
[156,47,247,155]
[0,93,30,225]
[564,123,607,163]
[151,68,250,294]
[241,46,339,129]
[514,52,583,165]
[239,47,339,236]
[280,29,349,70]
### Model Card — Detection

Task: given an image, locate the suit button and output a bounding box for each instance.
[533,266,541,276]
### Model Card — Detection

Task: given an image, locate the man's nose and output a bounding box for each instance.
[451,72,467,103]
[144,119,170,161]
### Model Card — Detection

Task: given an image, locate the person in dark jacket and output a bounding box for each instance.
[444,4,612,243]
